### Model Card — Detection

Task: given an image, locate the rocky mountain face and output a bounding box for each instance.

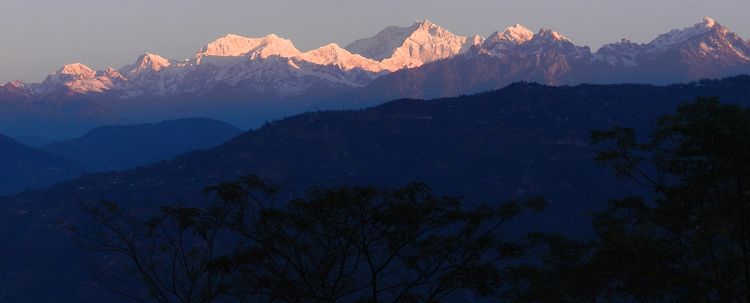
[24,20,476,102]
[345,19,482,70]
[354,17,750,100]
[1,18,749,138]
[0,80,33,100]
[592,17,750,83]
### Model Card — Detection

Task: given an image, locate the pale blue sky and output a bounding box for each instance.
[1,0,748,83]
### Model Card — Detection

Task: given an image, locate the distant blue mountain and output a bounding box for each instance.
[42,117,242,172]
[0,134,84,196]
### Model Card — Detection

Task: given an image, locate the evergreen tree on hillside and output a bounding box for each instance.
[505,98,750,302]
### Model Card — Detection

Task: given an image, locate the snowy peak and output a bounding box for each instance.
[9,18,750,102]
[122,53,172,77]
[487,24,535,44]
[5,80,26,89]
[467,35,484,46]
[534,28,570,42]
[37,63,126,95]
[346,19,479,69]
[414,19,435,30]
[302,43,350,59]
[382,19,479,69]
[300,43,383,72]
[701,16,717,28]
[197,33,257,57]
[411,19,450,37]
[518,28,594,60]
[646,16,727,52]
[478,25,591,60]
[195,33,300,59]
[345,27,409,60]
[595,39,642,66]
[526,28,582,50]
[637,16,750,63]
[0,80,31,98]
[593,17,750,67]
[137,53,171,70]
[57,63,96,79]
[479,24,535,57]
[101,67,126,81]
[345,21,428,61]
[597,39,642,54]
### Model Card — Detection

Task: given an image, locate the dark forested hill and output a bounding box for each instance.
[17,76,750,208]
[0,134,85,196]
[3,76,750,302]
[42,118,242,172]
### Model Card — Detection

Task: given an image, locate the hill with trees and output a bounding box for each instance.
[0,134,85,195]
[3,76,750,301]
[42,118,242,172]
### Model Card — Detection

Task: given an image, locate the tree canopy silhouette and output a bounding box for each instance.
[74,177,545,303]
[504,97,750,302]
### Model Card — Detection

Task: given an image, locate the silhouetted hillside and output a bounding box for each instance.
[3,76,750,302]
[42,118,242,172]
[11,76,750,215]
[0,134,85,196]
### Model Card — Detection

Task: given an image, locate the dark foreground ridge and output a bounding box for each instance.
[2,76,750,301]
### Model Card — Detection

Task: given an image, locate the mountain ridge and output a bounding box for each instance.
[3,76,750,302]
[14,17,749,99]
[41,117,242,172]
[0,133,85,195]
[2,17,749,138]
[352,18,750,101]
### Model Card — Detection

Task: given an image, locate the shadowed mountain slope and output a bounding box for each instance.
[3,76,750,302]
[0,134,85,195]
[42,117,242,172]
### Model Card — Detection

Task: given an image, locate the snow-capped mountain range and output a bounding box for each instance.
[1,17,749,138]
[355,17,750,100]
[3,17,748,99]
[594,17,750,70]
[11,20,480,100]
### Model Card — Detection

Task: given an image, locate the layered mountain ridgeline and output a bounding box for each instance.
[3,77,750,301]
[0,20,473,139]
[2,18,749,138]
[42,118,241,172]
[0,134,85,196]
[10,75,750,216]
[353,17,750,102]
[0,118,240,197]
